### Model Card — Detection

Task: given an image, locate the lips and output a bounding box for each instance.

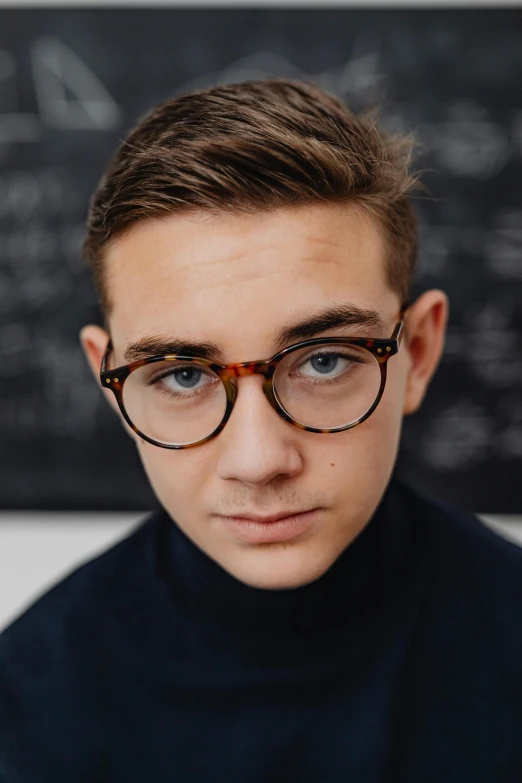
[218,509,319,544]
[219,510,312,524]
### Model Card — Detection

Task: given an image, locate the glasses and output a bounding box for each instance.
[100,304,409,449]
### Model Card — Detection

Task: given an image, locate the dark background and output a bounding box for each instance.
[0,8,521,513]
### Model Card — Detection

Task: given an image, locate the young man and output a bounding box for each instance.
[0,79,521,782]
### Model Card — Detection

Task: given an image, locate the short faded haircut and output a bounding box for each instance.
[83,78,424,317]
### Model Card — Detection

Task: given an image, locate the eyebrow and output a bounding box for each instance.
[122,303,387,364]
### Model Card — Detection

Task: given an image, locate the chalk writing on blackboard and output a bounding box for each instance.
[173,40,386,106]
[0,37,121,147]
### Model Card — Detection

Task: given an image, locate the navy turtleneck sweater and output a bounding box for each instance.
[1,473,522,782]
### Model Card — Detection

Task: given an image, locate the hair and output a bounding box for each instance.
[83,78,425,319]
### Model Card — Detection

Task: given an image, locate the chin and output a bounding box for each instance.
[227,549,333,591]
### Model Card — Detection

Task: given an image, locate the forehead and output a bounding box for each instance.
[104,203,396,352]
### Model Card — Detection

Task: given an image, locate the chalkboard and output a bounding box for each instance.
[0,8,521,512]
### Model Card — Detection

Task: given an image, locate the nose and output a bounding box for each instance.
[215,375,303,485]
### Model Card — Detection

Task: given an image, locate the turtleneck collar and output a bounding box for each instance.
[156,473,421,664]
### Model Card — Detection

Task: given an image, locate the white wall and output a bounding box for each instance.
[0,513,145,633]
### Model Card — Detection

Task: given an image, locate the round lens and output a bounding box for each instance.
[273,343,382,429]
[122,359,227,446]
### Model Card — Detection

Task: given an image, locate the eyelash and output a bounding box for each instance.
[148,367,217,400]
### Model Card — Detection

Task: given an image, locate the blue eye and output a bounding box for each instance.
[170,367,204,389]
[309,354,341,375]
[147,363,218,397]
[298,351,357,380]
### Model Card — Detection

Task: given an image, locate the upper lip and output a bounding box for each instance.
[219,510,314,524]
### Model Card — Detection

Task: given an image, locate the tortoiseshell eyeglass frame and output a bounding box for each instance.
[100,303,410,449]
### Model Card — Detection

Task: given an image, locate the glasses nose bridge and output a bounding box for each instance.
[228,360,273,380]
[219,361,279,418]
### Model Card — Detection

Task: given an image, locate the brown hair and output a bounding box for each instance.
[83,78,424,318]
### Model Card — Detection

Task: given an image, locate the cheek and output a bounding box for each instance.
[380,353,408,428]
[365,359,407,467]
[303,427,379,486]
[136,440,213,514]
[305,371,404,487]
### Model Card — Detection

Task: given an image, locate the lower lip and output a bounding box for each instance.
[219,510,318,544]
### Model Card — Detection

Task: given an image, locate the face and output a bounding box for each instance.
[81,203,448,590]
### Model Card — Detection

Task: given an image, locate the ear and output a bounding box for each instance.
[79,324,110,383]
[79,324,135,440]
[402,289,450,416]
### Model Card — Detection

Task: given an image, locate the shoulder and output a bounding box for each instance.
[396,476,522,576]
[0,507,167,769]
[395,475,522,638]
[0,507,164,694]
[0,507,163,647]
[390,478,522,752]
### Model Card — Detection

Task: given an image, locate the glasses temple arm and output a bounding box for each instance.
[393,302,410,342]
[100,337,113,374]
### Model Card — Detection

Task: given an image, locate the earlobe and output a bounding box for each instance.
[402,289,450,416]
